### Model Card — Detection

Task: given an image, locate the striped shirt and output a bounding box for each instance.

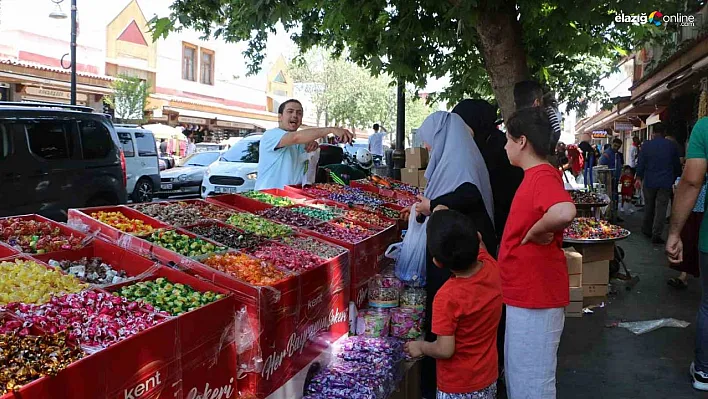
[546,106,562,151]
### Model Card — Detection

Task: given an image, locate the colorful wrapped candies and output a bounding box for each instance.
[242,191,296,207]
[400,287,426,311]
[202,253,289,286]
[0,219,83,254]
[227,213,293,238]
[390,307,424,339]
[368,269,403,308]
[356,309,391,337]
[116,277,225,316]
[0,259,88,305]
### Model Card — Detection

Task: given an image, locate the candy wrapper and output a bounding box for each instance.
[400,287,426,311]
[356,309,391,337]
[368,269,403,308]
[390,308,424,339]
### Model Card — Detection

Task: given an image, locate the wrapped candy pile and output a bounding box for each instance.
[570,191,609,205]
[0,259,88,305]
[390,308,424,340]
[90,211,155,236]
[3,290,167,348]
[357,205,401,220]
[368,268,403,308]
[304,337,404,399]
[356,309,391,337]
[328,190,386,208]
[245,242,324,273]
[242,191,296,207]
[343,210,394,228]
[202,253,289,286]
[0,219,83,254]
[145,230,226,258]
[564,217,629,241]
[186,222,266,251]
[400,287,426,312]
[302,184,347,198]
[134,202,234,226]
[311,221,378,244]
[117,278,225,316]
[48,257,130,285]
[278,236,346,260]
[0,333,84,393]
[289,205,340,222]
[227,213,293,239]
[258,207,322,228]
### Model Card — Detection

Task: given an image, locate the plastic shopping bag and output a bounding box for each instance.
[301,148,321,186]
[394,204,427,287]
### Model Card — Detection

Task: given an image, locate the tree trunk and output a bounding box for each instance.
[474,2,530,121]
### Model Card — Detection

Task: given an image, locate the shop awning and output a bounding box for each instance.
[646,107,667,125]
[141,124,186,141]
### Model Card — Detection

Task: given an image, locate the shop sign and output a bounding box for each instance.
[614,121,633,131]
[592,130,608,138]
[178,116,208,125]
[216,120,252,129]
[25,86,88,102]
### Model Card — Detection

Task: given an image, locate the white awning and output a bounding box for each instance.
[164,107,278,130]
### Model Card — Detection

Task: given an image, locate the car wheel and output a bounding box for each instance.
[132,178,154,203]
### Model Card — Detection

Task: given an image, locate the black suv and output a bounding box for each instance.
[0,102,128,220]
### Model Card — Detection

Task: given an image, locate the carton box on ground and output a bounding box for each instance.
[582,260,610,285]
[584,284,609,297]
[574,242,615,263]
[565,301,583,318]
[570,286,583,302]
[405,147,429,169]
[569,274,582,287]
[564,247,583,275]
[402,168,426,188]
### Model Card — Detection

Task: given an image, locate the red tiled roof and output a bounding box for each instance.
[0,58,114,81]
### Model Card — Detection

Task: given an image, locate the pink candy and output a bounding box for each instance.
[247,242,325,273]
[1,291,167,348]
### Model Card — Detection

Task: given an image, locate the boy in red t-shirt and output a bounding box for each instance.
[499,108,576,398]
[405,209,502,399]
[619,165,636,214]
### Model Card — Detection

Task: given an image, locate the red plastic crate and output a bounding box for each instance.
[67,206,171,243]
[206,193,272,213]
[0,242,18,259]
[0,214,89,256]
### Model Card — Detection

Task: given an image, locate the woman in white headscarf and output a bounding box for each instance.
[413,111,497,398]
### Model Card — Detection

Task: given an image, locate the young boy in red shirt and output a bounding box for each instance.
[619,165,636,214]
[405,209,502,399]
[499,107,576,398]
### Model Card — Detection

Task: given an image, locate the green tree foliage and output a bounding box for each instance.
[151,0,685,119]
[104,74,150,123]
[289,49,437,135]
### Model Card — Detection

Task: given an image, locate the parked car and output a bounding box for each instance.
[0,102,127,220]
[201,135,260,197]
[195,142,228,153]
[158,151,220,199]
[115,125,161,203]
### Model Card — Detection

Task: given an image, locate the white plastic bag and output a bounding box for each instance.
[302,148,321,186]
[394,204,427,287]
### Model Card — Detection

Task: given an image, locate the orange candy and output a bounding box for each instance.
[202,253,289,286]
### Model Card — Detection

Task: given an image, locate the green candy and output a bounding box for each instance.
[226,213,293,239]
[290,206,339,221]
[117,278,225,316]
[146,230,226,258]
[242,191,295,207]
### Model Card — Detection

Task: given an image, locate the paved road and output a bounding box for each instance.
[557,210,704,398]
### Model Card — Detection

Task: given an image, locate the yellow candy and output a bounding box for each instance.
[0,259,88,305]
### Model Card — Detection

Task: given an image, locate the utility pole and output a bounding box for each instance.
[391,78,405,180]
[70,0,77,105]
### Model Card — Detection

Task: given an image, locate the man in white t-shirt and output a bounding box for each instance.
[186,137,197,157]
[368,123,386,157]
[256,99,354,190]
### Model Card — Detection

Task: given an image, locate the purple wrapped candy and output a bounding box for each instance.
[355,309,390,337]
[390,307,424,339]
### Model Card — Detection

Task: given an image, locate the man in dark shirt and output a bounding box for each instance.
[637,123,682,244]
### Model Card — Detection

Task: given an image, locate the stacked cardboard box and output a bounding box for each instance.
[574,242,613,300]
[564,247,583,317]
[402,147,429,188]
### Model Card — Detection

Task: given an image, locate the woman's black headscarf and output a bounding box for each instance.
[451,99,498,154]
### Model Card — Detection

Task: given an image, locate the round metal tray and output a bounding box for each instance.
[563,231,630,244]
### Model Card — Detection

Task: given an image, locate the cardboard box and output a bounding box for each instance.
[565,301,583,318]
[405,147,429,169]
[401,168,427,188]
[583,284,609,297]
[570,286,583,302]
[582,260,610,285]
[564,247,583,275]
[574,242,615,263]
[569,274,582,287]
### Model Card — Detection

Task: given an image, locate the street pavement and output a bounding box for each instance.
[557,209,705,398]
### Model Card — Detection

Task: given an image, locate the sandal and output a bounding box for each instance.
[668,277,688,290]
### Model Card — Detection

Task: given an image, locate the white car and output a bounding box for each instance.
[201,135,261,197]
[115,125,161,202]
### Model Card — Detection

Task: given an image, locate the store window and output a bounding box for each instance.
[25,120,74,160]
[201,49,214,85]
[79,119,112,159]
[134,132,157,157]
[183,43,197,81]
[118,132,135,157]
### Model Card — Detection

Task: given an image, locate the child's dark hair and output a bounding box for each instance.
[426,210,480,272]
[623,165,632,172]
[506,107,553,157]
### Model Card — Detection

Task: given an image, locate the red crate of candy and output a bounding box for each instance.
[0,214,88,256]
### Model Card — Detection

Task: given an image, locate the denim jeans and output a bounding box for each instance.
[642,187,671,239]
[696,252,708,371]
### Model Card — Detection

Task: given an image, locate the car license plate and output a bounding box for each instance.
[161,183,173,190]
[215,186,239,194]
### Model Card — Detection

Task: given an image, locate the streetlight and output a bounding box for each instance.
[49,0,77,105]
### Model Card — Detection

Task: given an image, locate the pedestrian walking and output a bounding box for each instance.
[499,107,576,399]
[636,123,682,244]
